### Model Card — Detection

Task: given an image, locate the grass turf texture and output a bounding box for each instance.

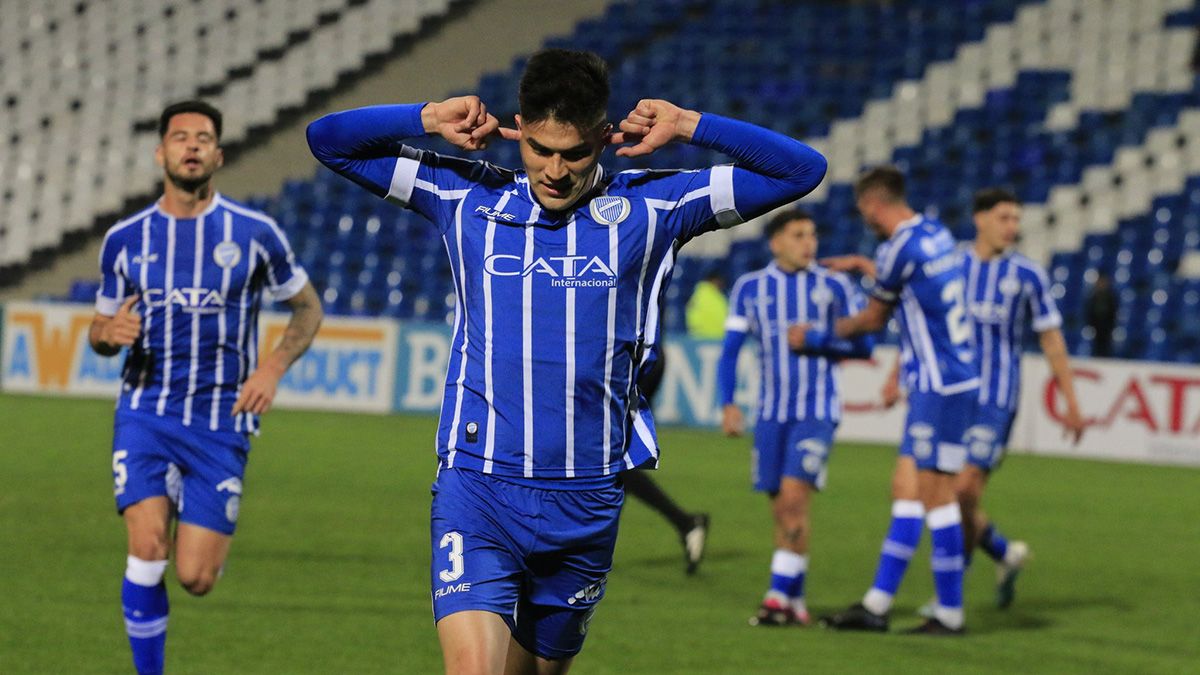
[1,394,1197,674]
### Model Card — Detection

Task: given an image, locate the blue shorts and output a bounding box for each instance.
[429,468,623,660]
[899,390,978,474]
[966,404,1016,471]
[112,410,250,536]
[752,419,837,492]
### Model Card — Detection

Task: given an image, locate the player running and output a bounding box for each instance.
[90,101,323,674]
[307,49,826,674]
[717,209,874,626]
[801,166,979,635]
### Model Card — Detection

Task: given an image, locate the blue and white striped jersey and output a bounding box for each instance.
[871,215,979,395]
[308,103,826,482]
[719,262,872,423]
[963,248,1061,411]
[96,194,309,435]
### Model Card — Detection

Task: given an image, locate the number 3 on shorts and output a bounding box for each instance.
[113,450,129,496]
[439,531,465,583]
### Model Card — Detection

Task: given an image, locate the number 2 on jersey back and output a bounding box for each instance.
[942,279,972,346]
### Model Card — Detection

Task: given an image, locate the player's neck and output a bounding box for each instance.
[160,182,217,219]
[774,259,810,274]
[882,206,917,237]
[972,239,1005,261]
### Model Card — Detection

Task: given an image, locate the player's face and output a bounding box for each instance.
[156,113,223,191]
[976,201,1021,253]
[855,193,886,236]
[770,218,818,271]
[517,116,607,211]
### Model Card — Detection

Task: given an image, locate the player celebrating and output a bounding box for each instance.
[89,101,323,674]
[908,188,1084,611]
[717,210,873,626]
[307,49,826,674]
[800,166,979,635]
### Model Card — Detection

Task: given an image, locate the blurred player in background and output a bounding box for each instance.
[308,48,826,674]
[883,188,1082,614]
[718,209,874,627]
[803,166,978,635]
[626,347,711,575]
[89,101,323,674]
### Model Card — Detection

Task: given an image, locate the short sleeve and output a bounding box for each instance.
[257,220,309,301]
[870,238,915,304]
[724,273,756,333]
[95,229,132,315]
[1026,262,1062,332]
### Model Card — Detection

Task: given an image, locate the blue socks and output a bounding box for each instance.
[928,503,965,629]
[766,549,808,611]
[122,556,169,675]
[862,500,924,615]
[979,521,1010,562]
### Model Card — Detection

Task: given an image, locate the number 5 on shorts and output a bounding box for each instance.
[439,531,464,582]
[113,450,129,496]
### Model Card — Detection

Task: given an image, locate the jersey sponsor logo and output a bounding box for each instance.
[566,576,606,606]
[908,422,935,459]
[796,439,828,457]
[474,205,517,221]
[922,252,962,278]
[483,254,617,288]
[589,196,631,225]
[143,287,227,314]
[132,253,160,265]
[212,241,242,269]
[970,301,1011,323]
[433,582,472,599]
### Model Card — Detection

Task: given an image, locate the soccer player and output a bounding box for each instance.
[625,348,711,575]
[307,49,826,674]
[717,209,874,626]
[895,188,1083,611]
[89,101,323,675]
[800,166,979,635]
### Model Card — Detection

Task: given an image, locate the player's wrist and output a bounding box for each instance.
[676,109,701,143]
[421,102,440,134]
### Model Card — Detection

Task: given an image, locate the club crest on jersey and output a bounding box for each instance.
[213,241,241,269]
[810,286,834,306]
[589,196,631,225]
[998,277,1021,296]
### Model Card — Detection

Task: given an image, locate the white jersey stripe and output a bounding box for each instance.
[481,192,510,473]
[211,212,233,431]
[155,217,177,417]
[183,214,205,426]
[522,208,539,477]
[130,216,153,410]
[756,274,775,417]
[796,272,809,420]
[446,198,470,468]
[601,217,619,474]
[564,215,578,478]
[773,269,789,422]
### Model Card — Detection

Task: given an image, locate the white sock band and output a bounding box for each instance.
[935,605,964,630]
[926,502,963,530]
[892,499,925,519]
[125,556,168,587]
[862,588,893,615]
[770,549,808,576]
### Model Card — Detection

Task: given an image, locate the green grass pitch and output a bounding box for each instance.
[1,394,1197,673]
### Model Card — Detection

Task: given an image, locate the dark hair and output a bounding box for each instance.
[764,208,814,239]
[518,49,609,129]
[972,187,1020,213]
[853,166,905,202]
[159,100,223,140]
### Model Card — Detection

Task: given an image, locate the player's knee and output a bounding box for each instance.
[128,532,170,561]
[178,569,218,596]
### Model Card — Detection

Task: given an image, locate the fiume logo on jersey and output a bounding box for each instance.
[484,254,616,288]
[213,241,241,269]
[589,196,631,225]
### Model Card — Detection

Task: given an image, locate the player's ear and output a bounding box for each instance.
[215,146,224,169]
[514,114,523,131]
[154,142,164,168]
